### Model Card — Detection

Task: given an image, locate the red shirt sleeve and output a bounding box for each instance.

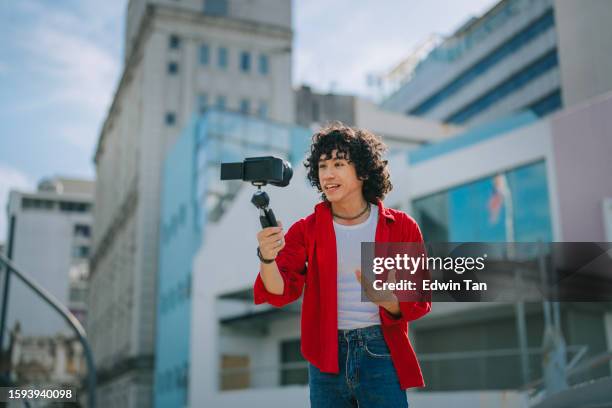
[253,219,308,307]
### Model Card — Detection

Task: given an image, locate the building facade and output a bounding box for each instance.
[553,0,612,108]
[295,85,464,149]
[90,1,294,405]
[155,110,311,407]
[188,92,612,407]
[382,0,561,126]
[3,177,93,342]
[382,0,612,127]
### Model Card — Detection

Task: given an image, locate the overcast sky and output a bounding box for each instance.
[0,0,498,239]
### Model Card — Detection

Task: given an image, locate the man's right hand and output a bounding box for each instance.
[256,221,285,261]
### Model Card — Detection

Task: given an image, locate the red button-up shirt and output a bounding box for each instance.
[253,200,431,389]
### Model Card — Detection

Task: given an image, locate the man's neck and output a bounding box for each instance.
[331,197,370,226]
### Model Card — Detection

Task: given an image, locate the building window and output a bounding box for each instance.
[204,0,228,16]
[165,112,176,125]
[220,354,250,390]
[197,93,208,114]
[217,47,228,69]
[280,339,308,385]
[72,246,90,259]
[60,202,89,213]
[215,95,226,110]
[74,224,91,238]
[22,198,55,210]
[239,99,250,115]
[412,161,552,242]
[257,101,268,118]
[258,54,269,75]
[445,49,559,124]
[240,51,251,72]
[408,9,555,117]
[169,34,180,49]
[199,43,209,65]
[168,62,179,75]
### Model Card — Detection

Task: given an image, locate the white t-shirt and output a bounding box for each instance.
[334,204,381,330]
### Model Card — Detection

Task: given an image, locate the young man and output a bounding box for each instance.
[254,124,431,407]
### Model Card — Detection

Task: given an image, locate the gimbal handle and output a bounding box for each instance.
[259,208,278,228]
[251,189,278,228]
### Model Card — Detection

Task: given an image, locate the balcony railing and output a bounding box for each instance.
[0,253,96,407]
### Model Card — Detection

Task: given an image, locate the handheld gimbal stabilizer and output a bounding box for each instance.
[220,156,293,228]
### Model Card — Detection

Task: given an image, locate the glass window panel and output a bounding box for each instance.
[169,35,180,49]
[219,141,243,163]
[240,51,251,72]
[205,0,228,16]
[245,120,267,146]
[239,99,250,115]
[412,161,552,243]
[268,127,290,151]
[215,95,226,110]
[217,47,228,69]
[165,112,176,125]
[197,93,208,114]
[168,62,179,74]
[199,44,210,65]
[258,101,268,118]
[412,191,450,242]
[258,54,269,75]
[280,339,307,385]
[506,161,553,242]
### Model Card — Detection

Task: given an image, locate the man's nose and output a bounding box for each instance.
[321,169,335,179]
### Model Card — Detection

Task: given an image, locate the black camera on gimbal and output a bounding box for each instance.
[220,156,292,228]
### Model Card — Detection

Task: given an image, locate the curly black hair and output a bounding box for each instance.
[304,122,393,203]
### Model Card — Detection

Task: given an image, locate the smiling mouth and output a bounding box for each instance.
[325,184,340,192]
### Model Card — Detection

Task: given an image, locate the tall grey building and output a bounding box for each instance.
[382,0,612,126]
[89,0,294,406]
[294,85,356,127]
[295,85,463,150]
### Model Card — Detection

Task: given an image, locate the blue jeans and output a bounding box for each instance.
[308,325,408,408]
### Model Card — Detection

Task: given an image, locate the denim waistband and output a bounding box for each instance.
[338,324,383,341]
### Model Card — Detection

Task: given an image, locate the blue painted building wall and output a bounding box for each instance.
[154,110,310,407]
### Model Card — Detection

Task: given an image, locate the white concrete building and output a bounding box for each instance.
[90,0,294,405]
[381,0,612,127]
[3,177,93,341]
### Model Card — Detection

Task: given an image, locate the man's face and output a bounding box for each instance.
[318,149,364,204]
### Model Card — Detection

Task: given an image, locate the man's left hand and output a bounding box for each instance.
[354,268,401,317]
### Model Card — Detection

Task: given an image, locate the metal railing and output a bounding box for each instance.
[0,253,96,407]
[217,345,593,392]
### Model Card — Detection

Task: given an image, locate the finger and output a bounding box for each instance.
[356,270,381,301]
[274,237,285,249]
[388,268,397,284]
[262,232,283,244]
[261,226,283,237]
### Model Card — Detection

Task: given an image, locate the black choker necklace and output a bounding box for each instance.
[332,203,370,220]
